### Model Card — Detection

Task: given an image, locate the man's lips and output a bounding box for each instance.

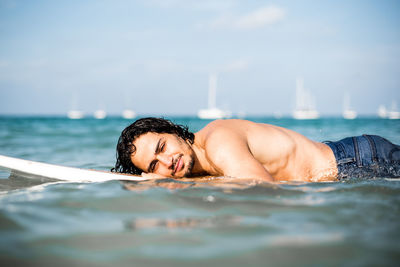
[173,155,183,175]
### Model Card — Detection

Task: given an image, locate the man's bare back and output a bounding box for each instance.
[193,119,338,182]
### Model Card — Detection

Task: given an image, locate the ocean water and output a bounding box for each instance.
[0,116,399,266]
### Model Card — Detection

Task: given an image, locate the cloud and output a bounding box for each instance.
[235,6,285,29]
[199,5,286,30]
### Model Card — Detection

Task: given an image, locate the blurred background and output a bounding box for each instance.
[1,2,400,265]
[0,0,399,117]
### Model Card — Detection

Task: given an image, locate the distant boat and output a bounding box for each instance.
[68,93,84,119]
[388,101,400,119]
[292,77,319,120]
[342,93,357,120]
[67,110,84,119]
[198,107,230,120]
[94,109,107,119]
[377,105,387,118]
[122,109,136,119]
[121,89,137,119]
[198,74,231,119]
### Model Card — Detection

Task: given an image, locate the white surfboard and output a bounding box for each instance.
[0,155,147,183]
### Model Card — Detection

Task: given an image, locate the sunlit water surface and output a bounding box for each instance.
[0,116,399,266]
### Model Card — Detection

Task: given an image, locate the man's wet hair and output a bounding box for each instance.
[112,117,195,175]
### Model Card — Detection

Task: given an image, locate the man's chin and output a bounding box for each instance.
[183,157,194,177]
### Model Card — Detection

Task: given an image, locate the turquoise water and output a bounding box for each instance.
[0,116,399,266]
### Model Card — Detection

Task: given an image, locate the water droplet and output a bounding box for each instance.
[204,195,215,202]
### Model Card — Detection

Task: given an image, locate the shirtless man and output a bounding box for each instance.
[112,117,400,182]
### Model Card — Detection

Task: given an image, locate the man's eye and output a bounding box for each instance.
[150,161,158,172]
[161,142,165,151]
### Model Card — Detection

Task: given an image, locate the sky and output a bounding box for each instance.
[0,0,399,116]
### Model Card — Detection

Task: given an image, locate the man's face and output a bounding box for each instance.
[130,132,194,178]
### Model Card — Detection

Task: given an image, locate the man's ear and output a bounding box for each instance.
[185,137,194,145]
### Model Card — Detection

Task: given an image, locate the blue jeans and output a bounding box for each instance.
[325,135,400,180]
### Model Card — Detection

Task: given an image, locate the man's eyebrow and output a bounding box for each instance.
[147,138,161,172]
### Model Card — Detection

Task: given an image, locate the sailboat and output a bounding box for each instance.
[67,93,84,119]
[94,109,107,119]
[93,99,107,119]
[342,92,357,119]
[67,110,84,119]
[198,74,231,119]
[377,105,387,118]
[388,101,400,119]
[121,91,137,119]
[292,77,319,120]
[122,109,136,119]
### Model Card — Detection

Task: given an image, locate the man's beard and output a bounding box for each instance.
[183,155,194,177]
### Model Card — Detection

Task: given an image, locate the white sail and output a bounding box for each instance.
[198,74,231,119]
[94,109,107,119]
[342,92,357,119]
[122,109,136,119]
[121,91,137,119]
[68,92,84,119]
[67,110,84,119]
[377,105,387,118]
[292,77,319,120]
[388,101,400,119]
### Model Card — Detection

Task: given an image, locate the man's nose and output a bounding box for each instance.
[157,154,172,168]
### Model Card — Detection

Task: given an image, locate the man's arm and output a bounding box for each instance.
[204,129,274,182]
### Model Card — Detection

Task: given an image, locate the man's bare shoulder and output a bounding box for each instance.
[200,119,281,139]
[195,120,245,144]
[197,120,254,155]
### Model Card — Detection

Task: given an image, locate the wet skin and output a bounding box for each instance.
[130,119,338,182]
